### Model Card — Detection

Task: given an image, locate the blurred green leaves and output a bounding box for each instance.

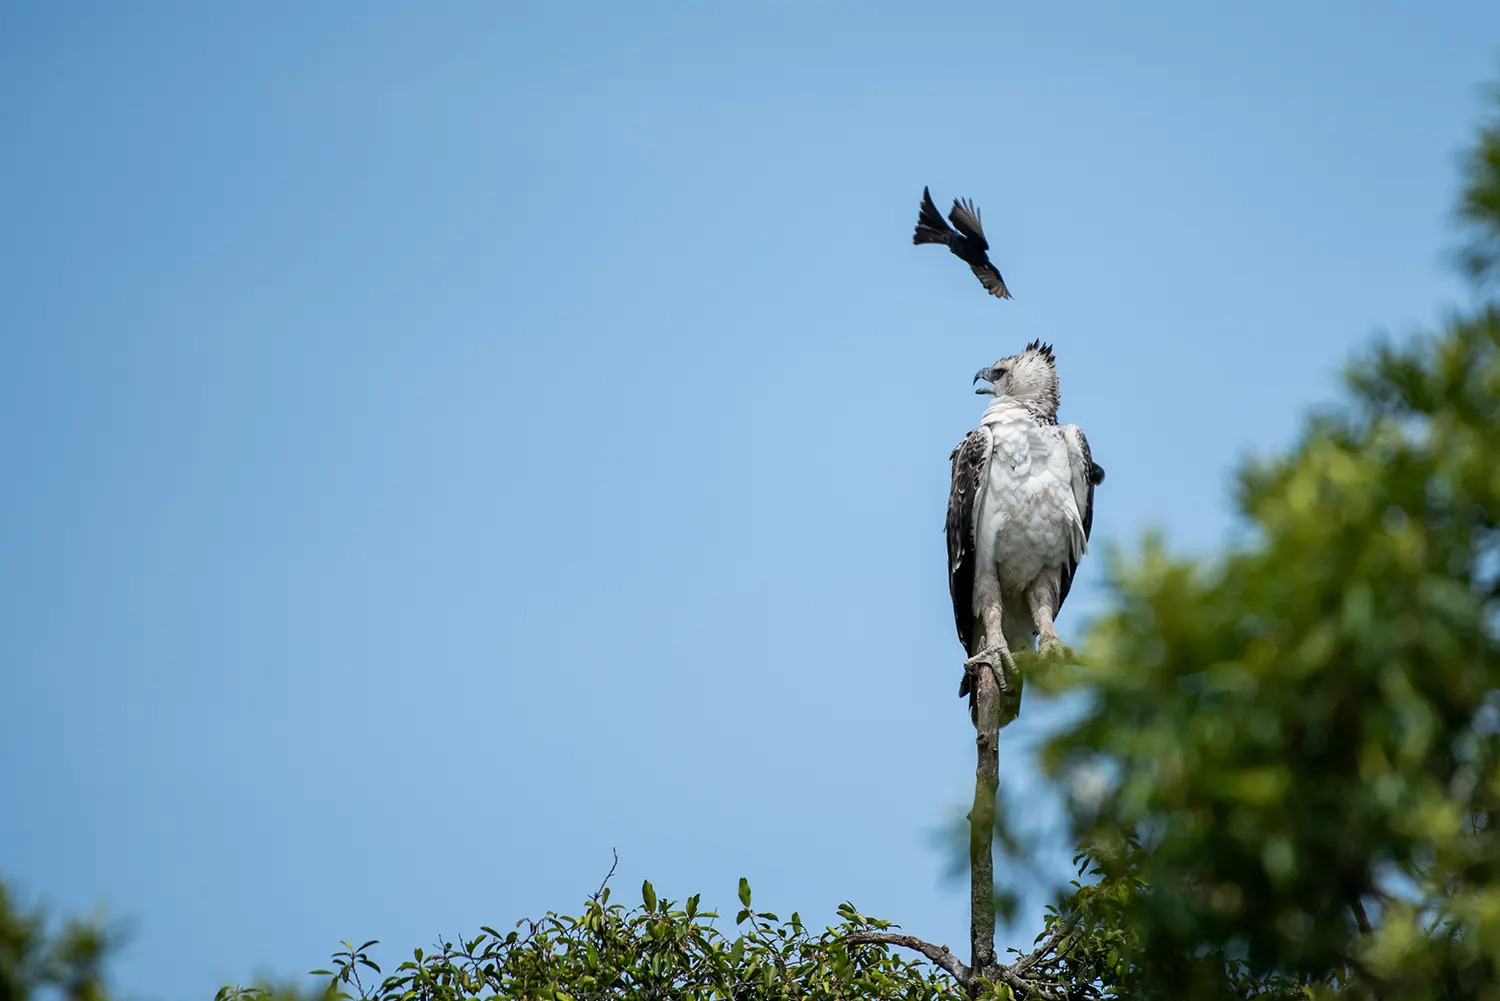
[1023,74,1500,1001]
[0,882,119,1001]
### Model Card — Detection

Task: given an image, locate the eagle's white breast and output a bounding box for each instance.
[971,401,1087,594]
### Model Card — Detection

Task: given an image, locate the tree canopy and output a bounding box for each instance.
[1026,78,1500,1001]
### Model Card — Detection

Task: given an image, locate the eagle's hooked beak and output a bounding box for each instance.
[973,366,1005,394]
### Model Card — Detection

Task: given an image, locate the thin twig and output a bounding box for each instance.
[1007,922,1071,978]
[592,847,619,902]
[1350,895,1373,936]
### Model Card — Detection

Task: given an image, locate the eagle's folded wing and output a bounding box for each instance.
[946,425,993,653]
[1058,424,1098,612]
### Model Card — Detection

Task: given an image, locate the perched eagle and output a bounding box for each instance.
[946,340,1104,723]
[912,186,1012,299]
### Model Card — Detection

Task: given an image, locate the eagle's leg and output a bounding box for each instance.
[964,575,1019,691]
[1028,580,1067,659]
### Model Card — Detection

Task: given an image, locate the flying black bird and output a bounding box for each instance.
[912,186,1012,299]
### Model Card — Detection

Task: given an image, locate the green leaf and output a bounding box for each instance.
[642,879,657,913]
[738,877,752,908]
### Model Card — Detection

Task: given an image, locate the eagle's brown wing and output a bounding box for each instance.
[946,425,993,654]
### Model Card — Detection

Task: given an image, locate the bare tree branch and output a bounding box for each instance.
[845,919,1076,1001]
[970,662,1002,983]
[843,931,973,986]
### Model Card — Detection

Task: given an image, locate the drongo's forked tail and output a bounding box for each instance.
[913,186,957,246]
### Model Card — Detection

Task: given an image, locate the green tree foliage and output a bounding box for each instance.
[1028,79,1500,1001]
[221,881,967,1001]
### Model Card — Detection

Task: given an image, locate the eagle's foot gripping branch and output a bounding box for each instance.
[961,647,1024,732]
[962,646,1017,693]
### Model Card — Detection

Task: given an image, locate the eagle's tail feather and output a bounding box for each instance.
[959,626,1024,727]
[960,667,1023,726]
[913,186,954,245]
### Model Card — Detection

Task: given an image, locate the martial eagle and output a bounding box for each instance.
[946,340,1104,722]
[912,186,1012,299]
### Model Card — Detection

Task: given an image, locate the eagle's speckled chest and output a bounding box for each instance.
[972,406,1081,591]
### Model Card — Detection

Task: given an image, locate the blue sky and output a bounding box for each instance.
[2,2,1497,996]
